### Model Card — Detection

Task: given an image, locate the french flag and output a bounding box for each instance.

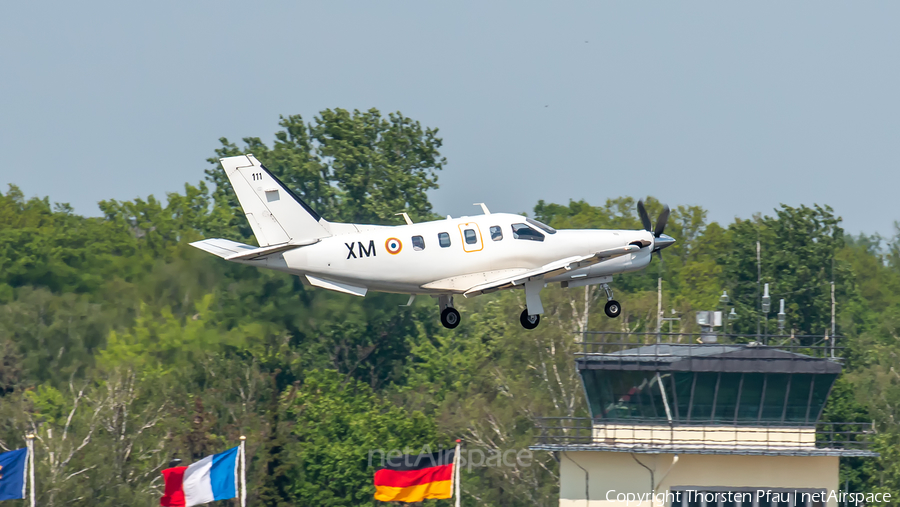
[160,447,239,507]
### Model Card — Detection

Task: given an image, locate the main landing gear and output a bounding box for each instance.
[518,280,545,330]
[438,295,460,329]
[436,281,622,330]
[520,309,540,330]
[441,307,461,329]
[602,283,621,318]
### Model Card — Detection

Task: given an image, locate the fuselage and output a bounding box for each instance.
[253,213,655,294]
[195,153,675,329]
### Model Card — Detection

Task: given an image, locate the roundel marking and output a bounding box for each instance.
[385,237,402,255]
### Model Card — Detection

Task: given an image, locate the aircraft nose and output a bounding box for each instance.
[655,234,676,251]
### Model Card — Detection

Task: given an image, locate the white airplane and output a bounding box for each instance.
[191,154,676,330]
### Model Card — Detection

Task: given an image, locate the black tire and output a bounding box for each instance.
[605,300,622,318]
[520,309,541,330]
[441,307,461,329]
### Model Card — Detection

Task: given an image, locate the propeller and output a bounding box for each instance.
[637,200,652,234]
[636,200,674,259]
[654,205,670,239]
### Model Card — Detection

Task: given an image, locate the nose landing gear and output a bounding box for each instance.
[604,300,621,318]
[602,283,622,318]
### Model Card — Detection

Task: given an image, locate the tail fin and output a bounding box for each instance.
[220,154,331,246]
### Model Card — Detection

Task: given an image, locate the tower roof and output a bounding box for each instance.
[577,343,841,375]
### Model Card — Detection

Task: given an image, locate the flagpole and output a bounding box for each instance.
[454,439,461,507]
[239,436,246,507]
[22,436,29,501]
[26,434,35,507]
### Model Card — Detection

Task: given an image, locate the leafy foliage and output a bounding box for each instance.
[1,112,900,506]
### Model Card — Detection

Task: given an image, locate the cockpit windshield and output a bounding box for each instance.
[511,223,545,242]
[526,218,557,234]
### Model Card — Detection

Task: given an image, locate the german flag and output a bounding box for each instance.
[374,449,455,503]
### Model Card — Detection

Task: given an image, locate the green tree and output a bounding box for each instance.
[206,109,444,228]
[5,106,900,506]
[723,204,849,336]
[282,369,440,506]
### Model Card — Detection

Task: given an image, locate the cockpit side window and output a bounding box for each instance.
[490,226,503,241]
[526,218,557,234]
[511,223,545,242]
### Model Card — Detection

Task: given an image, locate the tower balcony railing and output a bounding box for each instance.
[532,417,875,457]
[576,331,842,361]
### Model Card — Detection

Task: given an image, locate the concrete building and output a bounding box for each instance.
[532,337,876,507]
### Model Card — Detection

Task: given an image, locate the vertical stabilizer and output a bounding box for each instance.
[220,154,331,246]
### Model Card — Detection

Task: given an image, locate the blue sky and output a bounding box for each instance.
[2,2,898,237]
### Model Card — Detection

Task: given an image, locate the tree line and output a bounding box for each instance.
[0,108,898,506]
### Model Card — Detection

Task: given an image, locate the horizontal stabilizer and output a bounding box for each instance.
[189,238,258,259]
[225,238,319,261]
[190,238,318,261]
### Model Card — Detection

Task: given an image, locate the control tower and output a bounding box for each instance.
[533,333,876,507]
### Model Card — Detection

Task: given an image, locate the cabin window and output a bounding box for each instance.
[464,229,478,245]
[511,223,545,242]
[412,235,425,251]
[490,226,503,241]
[438,232,451,248]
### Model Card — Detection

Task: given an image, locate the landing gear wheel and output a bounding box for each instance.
[441,307,461,329]
[605,300,622,318]
[520,309,541,330]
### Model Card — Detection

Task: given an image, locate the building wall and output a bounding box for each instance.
[559,451,838,507]
[593,425,817,450]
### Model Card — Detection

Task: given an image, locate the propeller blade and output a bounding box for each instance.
[654,205,670,238]
[637,200,652,233]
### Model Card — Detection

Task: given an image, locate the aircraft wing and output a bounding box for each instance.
[462,244,640,297]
